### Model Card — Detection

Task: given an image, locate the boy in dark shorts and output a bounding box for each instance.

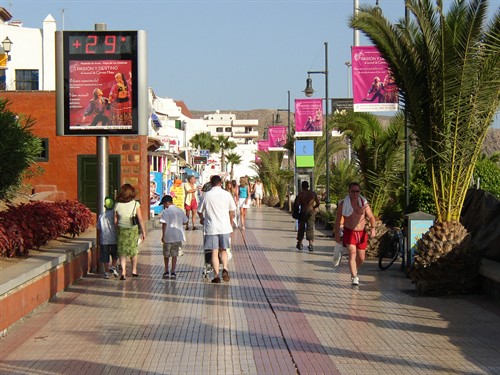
[96,196,118,279]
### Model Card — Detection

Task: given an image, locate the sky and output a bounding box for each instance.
[3,0,499,127]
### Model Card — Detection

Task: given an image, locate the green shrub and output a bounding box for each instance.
[0,99,42,200]
[473,158,500,199]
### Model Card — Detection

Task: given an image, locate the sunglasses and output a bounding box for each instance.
[350,190,360,193]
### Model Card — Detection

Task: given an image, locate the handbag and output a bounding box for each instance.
[130,201,139,226]
[292,204,301,220]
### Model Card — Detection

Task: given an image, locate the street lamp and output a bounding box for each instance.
[276,90,291,169]
[303,42,330,211]
[2,36,12,60]
[344,61,352,98]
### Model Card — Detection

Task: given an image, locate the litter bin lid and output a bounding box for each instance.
[405,211,435,220]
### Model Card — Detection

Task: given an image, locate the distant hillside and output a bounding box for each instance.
[191,109,500,155]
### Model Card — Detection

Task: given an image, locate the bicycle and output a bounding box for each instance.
[378,228,405,270]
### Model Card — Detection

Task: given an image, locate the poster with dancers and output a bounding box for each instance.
[352,46,399,112]
[268,126,287,151]
[294,99,323,137]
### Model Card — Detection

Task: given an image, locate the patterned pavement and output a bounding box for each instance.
[0,206,499,375]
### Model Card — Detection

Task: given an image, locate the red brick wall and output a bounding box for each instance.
[0,248,93,333]
[0,91,149,218]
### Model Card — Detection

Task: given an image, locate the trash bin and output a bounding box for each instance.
[404,211,435,271]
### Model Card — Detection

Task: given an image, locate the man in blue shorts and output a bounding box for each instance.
[197,175,237,283]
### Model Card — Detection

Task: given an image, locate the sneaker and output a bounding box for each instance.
[170,273,177,280]
[296,242,303,251]
[351,276,360,285]
[211,276,221,284]
[308,245,314,252]
[103,273,109,279]
[222,269,230,282]
[162,272,169,279]
[110,267,119,278]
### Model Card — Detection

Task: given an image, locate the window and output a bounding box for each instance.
[35,138,49,162]
[16,69,39,90]
[0,70,5,90]
[225,127,232,133]
[216,127,223,133]
[175,120,182,130]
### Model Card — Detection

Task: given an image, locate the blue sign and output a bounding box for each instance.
[296,140,314,156]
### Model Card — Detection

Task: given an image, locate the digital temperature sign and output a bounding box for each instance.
[68,34,133,55]
[56,30,148,136]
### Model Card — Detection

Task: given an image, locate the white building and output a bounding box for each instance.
[148,91,259,183]
[0,8,55,91]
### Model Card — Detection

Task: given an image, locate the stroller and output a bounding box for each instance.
[202,238,232,279]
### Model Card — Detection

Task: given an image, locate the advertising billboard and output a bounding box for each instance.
[56,30,148,136]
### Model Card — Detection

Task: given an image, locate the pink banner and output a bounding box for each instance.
[256,140,269,163]
[294,99,323,137]
[268,126,287,151]
[352,46,399,112]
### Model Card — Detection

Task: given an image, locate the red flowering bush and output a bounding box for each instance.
[0,200,94,258]
[55,200,94,237]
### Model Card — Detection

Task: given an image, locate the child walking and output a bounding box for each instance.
[96,196,118,279]
[160,195,188,280]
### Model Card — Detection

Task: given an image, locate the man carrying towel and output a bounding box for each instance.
[334,182,376,285]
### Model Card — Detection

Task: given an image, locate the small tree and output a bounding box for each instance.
[0,99,43,201]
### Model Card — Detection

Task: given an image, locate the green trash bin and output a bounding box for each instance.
[405,211,435,271]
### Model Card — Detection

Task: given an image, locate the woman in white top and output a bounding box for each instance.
[114,183,146,280]
[252,178,264,209]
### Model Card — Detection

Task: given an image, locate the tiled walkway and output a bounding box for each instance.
[1,207,499,375]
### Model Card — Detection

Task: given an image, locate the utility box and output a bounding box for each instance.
[405,211,435,270]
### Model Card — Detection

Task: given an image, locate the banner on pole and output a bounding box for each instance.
[294,99,323,137]
[268,126,287,151]
[352,46,399,112]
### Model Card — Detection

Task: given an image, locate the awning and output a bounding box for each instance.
[151,112,162,128]
[182,167,199,178]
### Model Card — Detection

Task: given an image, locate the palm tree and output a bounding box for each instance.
[225,152,242,181]
[351,0,500,294]
[214,135,237,173]
[311,115,347,194]
[189,132,217,153]
[334,111,405,218]
[252,151,293,208]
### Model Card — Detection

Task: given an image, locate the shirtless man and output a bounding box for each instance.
[334,182,376,285]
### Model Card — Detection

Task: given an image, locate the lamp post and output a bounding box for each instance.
[2,36,12,60]
[345,61,352,98]
[304,42,330,211]
[276,90,291,169]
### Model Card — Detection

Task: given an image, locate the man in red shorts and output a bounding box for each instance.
[334,182,376,285]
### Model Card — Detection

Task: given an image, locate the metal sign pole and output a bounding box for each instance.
[95,23,108,274]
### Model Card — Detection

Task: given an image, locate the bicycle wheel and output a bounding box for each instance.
[378,236,400,270]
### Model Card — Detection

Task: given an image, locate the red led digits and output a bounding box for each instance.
[104,35,116,54]
[85,35,98,54]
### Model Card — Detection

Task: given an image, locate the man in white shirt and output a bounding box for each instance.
[160,195,188,280]
[197,175,237,283]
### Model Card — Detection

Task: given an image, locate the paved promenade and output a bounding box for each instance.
[1,206,499,375]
